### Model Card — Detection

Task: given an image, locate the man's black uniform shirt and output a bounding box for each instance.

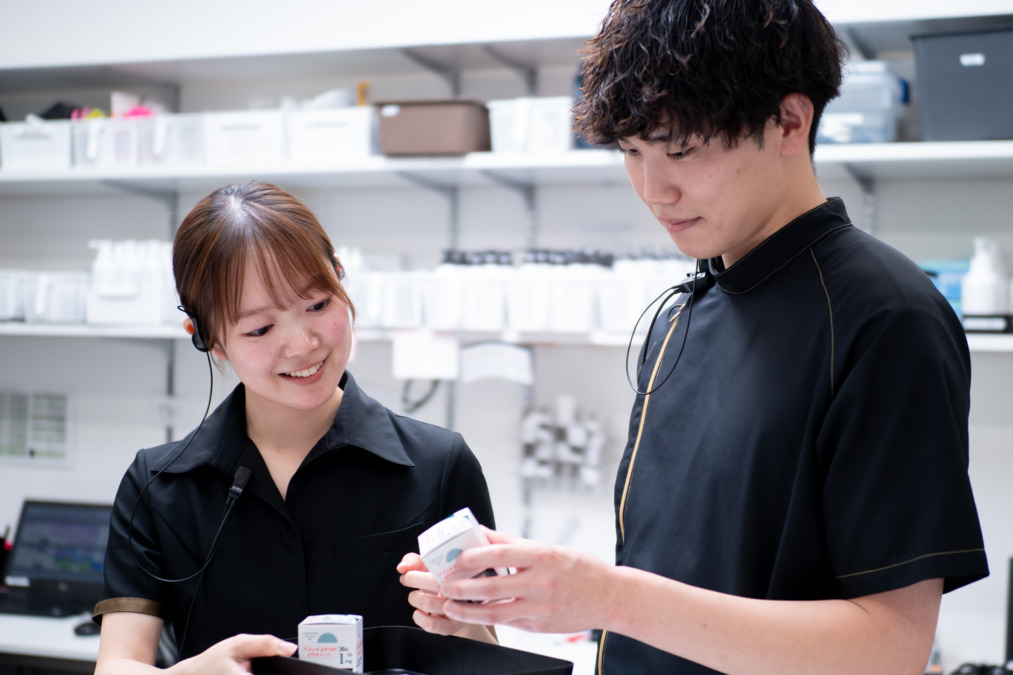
[599,199,988,674]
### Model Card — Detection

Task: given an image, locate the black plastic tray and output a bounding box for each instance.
[251,626,573,675]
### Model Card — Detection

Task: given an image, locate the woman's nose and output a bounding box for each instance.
[285,322,319,354]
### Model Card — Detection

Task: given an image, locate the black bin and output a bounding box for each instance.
[913,28,1013,141]
[252,626,574,675]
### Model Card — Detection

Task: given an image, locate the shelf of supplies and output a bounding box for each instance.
[0,323,185,340]
[3,322,1008,352]
[3,141,1013,197]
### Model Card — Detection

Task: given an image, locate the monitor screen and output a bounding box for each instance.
[6,501,111,584]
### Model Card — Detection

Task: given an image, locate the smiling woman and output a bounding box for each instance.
[91,181,499,673]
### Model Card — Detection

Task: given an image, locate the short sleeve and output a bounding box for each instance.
[438,433,496,530]
[818,303,987,597]
[95,450,169,620]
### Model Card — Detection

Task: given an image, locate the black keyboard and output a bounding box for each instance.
[0,587,92,617]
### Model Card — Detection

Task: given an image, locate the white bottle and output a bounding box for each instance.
[961,236,1008,316]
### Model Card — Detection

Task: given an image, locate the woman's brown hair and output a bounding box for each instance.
[173,181,354,353]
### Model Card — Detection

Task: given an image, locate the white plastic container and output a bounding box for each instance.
[138,114,205,168]
[71,118,144,168]
[287,107,377,163]
[0,270,32,320]
[961,236,1009,315]
[86,240,177,325]
[818,61,905,144]
[0,121,73,171]
[459,253,508,332]
[22,272,90,324]
[380,271,423,328]
[487,97,574,153]
[203,110,287,167]
[506,251,551,332]
[421,253,463,330]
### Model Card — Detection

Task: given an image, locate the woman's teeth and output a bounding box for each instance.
[285,362,323,378]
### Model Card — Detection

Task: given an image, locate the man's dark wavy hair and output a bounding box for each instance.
[573,0,849,155]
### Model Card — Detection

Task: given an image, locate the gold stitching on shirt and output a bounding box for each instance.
[835,548,986,580]
[809,249,835,397]
[618,304,685,543]
[605,304,684,675]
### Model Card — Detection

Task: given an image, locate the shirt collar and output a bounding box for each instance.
[707,198,852,295]
[154,371,414,476]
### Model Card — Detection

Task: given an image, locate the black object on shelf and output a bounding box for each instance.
[251,626,573,675]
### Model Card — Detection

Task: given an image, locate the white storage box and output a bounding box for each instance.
[203,110,287,167]
[0,270,32,320]
[287,107,377,163]
[71,118,144,168]
[22,272,90,324]
[0,121,72,171]
[138,114,205,168]
[488,97,574,153]
[86,240,177,326]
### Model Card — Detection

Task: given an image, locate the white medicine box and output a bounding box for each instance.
[298,614,363,672]
[0,121,73,171]
[203,110,287,167]
[287,107,378,163]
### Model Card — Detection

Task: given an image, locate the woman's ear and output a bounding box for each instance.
[778,92,814,156]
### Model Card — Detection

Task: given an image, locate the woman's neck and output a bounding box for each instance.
[244,386,343,456]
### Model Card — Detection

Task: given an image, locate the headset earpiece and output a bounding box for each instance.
[179,305,211,353]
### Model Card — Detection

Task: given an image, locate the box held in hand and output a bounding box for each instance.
[376,100,490,155]
[298,614,363,672]
[417,507,509,588]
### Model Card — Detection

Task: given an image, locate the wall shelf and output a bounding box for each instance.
[3,140,1013,198]
[3,322,1007,353]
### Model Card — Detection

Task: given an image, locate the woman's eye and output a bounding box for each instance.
[246,325,272,337]
[309,298,331,312]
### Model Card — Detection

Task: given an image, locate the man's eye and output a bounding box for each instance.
[668,147,694,159]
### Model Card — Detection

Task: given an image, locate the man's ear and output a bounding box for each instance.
[778,92,814,156]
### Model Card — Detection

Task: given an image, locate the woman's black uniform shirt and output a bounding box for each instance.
[96,372,495,659]
[598,198,988,674]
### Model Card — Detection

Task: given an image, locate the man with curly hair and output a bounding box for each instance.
[398,2,988,672]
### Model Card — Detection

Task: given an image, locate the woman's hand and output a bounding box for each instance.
[171,634,297,674]
[397,552,497,644]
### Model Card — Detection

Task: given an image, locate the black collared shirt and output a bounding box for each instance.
[600,199,988,674]
[96,372,494,659]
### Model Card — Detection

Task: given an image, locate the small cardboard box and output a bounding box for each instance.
[417,507,508,587]
[376,99,490,155]
[298,614,363,672]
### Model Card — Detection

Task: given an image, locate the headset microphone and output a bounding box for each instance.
[625,261,713,396]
